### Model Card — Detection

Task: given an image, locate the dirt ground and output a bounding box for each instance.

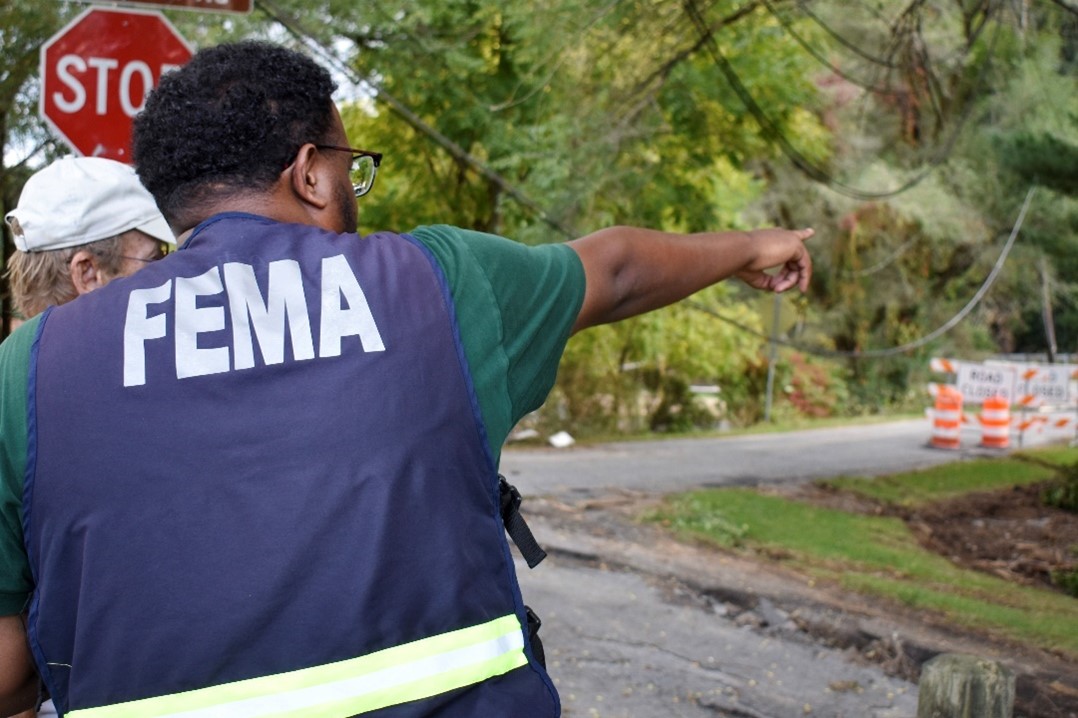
[905,482,1078,596]
[802,480,1078,595]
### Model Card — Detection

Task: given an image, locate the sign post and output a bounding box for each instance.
[40,7,193,162]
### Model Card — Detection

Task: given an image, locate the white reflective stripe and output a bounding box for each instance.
[933,410,961,422]
[982,426,1010,438]
[933,426,961,438]
[981,409,1009,421]
[168,632,524,718]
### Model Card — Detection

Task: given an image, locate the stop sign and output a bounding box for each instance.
[40,7,193,162]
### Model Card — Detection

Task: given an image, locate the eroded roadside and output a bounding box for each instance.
[515,489,1078,718]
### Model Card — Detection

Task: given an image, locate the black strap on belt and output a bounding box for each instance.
[498,475,547,569]
[525,606,545,667]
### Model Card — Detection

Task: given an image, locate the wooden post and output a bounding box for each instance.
[917,653,1015,718]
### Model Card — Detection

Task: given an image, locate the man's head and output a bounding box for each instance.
[132,41,359,235]
[4,157,175,318]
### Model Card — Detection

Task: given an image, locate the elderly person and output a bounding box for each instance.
[5,156,174,323]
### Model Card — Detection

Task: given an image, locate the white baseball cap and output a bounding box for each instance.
[4,156,175,252]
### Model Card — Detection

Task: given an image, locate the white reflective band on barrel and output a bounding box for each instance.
[68,614,528,718]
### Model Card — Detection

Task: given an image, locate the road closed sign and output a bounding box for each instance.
[956,363,1016,404]
[1014,364,1073,407]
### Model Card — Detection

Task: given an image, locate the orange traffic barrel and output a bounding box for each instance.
[979,394,1011,449]
[930,385,963,450]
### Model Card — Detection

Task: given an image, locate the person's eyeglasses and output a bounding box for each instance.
[120,241,170,263]
[315,145,383,198]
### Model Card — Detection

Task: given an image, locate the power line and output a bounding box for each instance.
[682,0,1002,201]
[760,0,896,94]
[794,0,905,69]
[689,186,1037,359]
[837,235,920,279]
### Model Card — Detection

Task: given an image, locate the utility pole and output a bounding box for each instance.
[1040,256,1057,363]
[764,294,781,422]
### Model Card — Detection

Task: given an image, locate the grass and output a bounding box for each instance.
[647,446,1078,658]
[824,446,1078,507]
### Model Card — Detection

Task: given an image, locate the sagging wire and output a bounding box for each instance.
[760,0,896,94]
[794,0,905,69]
[689,186,1036,359]
[682,0,1003,201]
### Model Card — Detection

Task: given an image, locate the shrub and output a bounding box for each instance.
[1041,460,1078,513]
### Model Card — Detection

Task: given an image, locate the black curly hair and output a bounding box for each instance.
[132,41,338,225]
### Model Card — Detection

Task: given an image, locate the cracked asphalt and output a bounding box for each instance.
[519,555,918,718]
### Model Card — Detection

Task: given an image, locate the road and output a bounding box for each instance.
[501,418,1037,717]
[500,417,983,496]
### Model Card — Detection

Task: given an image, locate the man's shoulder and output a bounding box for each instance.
[407,224,580,272]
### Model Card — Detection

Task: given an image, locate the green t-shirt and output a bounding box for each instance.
[0,223,585,615]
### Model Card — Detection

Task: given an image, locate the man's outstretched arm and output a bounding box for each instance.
[569,226,813,333]
[0,614,37,715]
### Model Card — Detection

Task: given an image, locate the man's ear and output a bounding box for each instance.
[287,143,330,210]
[69,250,106,295]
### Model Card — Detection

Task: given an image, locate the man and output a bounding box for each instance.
[0,41,812,717]
[1,156,175,718]
[4,156,175,323]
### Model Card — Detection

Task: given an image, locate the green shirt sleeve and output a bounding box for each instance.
[0,316,40,615]
[408,226,585,463]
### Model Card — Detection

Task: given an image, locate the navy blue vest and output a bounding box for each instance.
[24,213,558,717]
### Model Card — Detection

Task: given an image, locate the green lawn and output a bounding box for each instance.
[648,447,1078,658]
[825,446,1078,507]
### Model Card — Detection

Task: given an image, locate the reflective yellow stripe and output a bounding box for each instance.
[68,614,527,718]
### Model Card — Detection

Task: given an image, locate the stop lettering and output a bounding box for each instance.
[40,7,193,162]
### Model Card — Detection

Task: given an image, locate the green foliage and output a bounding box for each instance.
[1053,567,1078,599]
[330,0,833,243]
[997,131,1078,197]
[1039,459,1078,513]
[544,284,768,434]
[0,2,76,151]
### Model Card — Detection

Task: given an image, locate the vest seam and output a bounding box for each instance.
[23,305,61,706]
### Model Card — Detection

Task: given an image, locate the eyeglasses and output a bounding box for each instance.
[315,145,383,198]
[120,241,171,263]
